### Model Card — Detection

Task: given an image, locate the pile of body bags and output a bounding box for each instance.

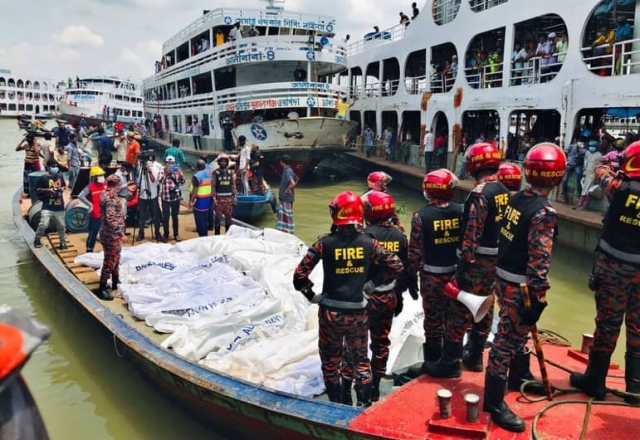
[75,225,424,397]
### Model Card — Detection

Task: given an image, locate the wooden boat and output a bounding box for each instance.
[12,188,639,439]
[233,188,277,222]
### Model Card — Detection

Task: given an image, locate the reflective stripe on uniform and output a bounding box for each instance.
[320,298,368,309]
[476,246,498,256]
[423,263,456,274]
[374,280,396,293]
[496,267,527,284]
[599,239,640,264]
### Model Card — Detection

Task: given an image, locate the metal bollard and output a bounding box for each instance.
[581,333,594,354]
[436,389,452,419]
[465,394,480,423]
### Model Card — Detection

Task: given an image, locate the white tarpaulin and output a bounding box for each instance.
[76,225,425,397]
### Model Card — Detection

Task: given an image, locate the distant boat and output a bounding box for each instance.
[0,69,63,118]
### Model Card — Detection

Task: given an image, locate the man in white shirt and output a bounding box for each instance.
[113,131,128,164]
[511,41,527,85]
[237,135,251,194]
[228,22,243,45]
[423,127,434,172]
[192,120,202,150]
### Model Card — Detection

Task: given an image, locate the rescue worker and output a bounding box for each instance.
[497,163,523,193]
[340,191,415,404]
[408,169,464,374]
[440,143,509,377]
[485,143,566,432]
[293,191,404,407]
[570,140,640,406]
[364,171,404,232]
[211,153,237,235]
[189,159,213,237]
[77,166,107,253]
[96,174,128,301]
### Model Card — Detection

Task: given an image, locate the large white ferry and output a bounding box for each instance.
[345,0,640,168]
[0,69,63,118]
[59,76,144,127]
[142,1,355,177]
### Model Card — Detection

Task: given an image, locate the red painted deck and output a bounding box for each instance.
[349,344,639,439]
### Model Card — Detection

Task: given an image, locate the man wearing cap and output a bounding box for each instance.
[159,156,185,241]
[276,154,298,234]
[65,132,81,190]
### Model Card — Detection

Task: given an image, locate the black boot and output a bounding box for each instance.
[340,378,353,406]
[483,370,525,433]
[111,274,120,292]
[423,341,462,378]
[355,382,372,407]
[94,282,113,301]
[569,349,612,400]
[325,382,341,403]
[625,352,640,405]
[370,373,382,402]
[462,331,486,372]
[215,226,221,236]
[508,348,547,395]
[423,339,442,363]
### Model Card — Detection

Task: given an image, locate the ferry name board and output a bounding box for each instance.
[217,96,337,112]
[226,51,275,66]
[224,15,335,33]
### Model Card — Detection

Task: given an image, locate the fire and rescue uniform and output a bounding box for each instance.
[293,228,403,404]
[454,177,509,370]
[212,167,236,235]
[570,164,640,405]
[362,189,405,232]
[99,180,126,293]
[408,199,463,366]
[190,169,213,237]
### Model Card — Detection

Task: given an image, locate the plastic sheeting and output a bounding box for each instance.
[77,225,425,397]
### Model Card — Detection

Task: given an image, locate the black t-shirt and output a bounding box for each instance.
[38,174,66,211]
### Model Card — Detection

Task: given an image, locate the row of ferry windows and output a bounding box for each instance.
[0,79,53,90]
[0,104,58,112]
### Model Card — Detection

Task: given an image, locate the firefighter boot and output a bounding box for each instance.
[423,341,462,378]
[355,382,372,408]
[625,352,640,405]
[508,347,547,395]
[94,282,113,301]
[340,378,353,406]
[483,370,526,433]
[462,331,486,372]
[111,274,120,292]
[370,373,382,402]
[423,339,442,363]
[569,349,612,400]
[325,382,342,403]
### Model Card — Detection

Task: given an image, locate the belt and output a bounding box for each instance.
[496,267,527,284]
[598,239,640,264]
[374,280,396,293]
[422,263,456,274]
[476,246,498,256]
[216,193,233,197]
[320,297,368,309]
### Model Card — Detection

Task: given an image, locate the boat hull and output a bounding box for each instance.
[59,102,140,126]
[232,189,276,222]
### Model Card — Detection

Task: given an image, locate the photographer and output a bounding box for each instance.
[135,152,164,242]
[158,156,185,241]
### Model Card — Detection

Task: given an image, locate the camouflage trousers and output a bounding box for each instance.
[214,196,233,233]
[341,291,396,377]
[592,250,640,356]
[99,232,122,284]
[319,307,371,386]
[487,280,531,379]
[421,271,455,342]
[449,255,496,342]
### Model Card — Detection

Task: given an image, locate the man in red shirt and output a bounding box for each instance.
[434,132,447,169]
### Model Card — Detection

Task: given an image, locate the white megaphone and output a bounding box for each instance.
[444,280,494,323]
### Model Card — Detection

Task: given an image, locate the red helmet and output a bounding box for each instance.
[465,143,502,176]
[523,143,567,187]
[621,141,640,178]
[329,191,364,226]
[422,168,458,201]
[497,163,522,191]
[367,171,392,191]
[364,191,396,222]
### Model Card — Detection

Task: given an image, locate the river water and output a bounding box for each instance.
[0,119,625,439]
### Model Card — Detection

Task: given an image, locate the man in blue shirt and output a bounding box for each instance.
[97,128,113,164]
[65,133,81,190]
[53,121,72,148]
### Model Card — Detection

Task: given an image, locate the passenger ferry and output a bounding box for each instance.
[59,76,144,127]
[344,0,640,167]
[142,0,356,177]
[0,69,63,118]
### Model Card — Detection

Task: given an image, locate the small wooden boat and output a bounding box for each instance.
[233,188,276,222]
[12,187,640,439]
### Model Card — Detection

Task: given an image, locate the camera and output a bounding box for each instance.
[138,151,152,164]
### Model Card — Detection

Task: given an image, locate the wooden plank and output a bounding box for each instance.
[71,267,96,275]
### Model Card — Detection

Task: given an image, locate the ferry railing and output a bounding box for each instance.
[469,0,509,12]
[510,55,564,85]
[346,24,406,58]
[381,79,401,97]
[429,72,457,93]
[464,62,504,89]
[404,76,428,94]
[581,37,640,76]
[433,0,462,26]
[150,34,347,86]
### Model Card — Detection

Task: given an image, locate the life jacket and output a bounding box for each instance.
[497,191,550,282]
[319,232,374,310]
[417,202,464,272]
[599,179,640,264]
[88,181,106,218]
[214,168,233,196]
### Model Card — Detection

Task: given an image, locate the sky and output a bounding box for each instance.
[0,0,408,83]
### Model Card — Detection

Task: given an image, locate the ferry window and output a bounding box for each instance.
[0,104,6,111]
[26,104,33,111]
[191,30,211,55]
[25,80,32,88]
[214,67,236,91]
[469,0,508,13]
[433,0,461,25]
[365,61,380,97]
[0,77,5,86]
[192,72,213,95]
[382,58,400,96]
[405,49,427,95]
[201,114,210,136]
[267,26,280,36]
[364,110,377,136]
[9,104,16,111]
[508,110,560,160]
[18,104,24,111]
[582,1,636,76]
[512,14,566,86]
[8,79,15,87]
[176,42,190,63]
[461,109,501,154]
[431,43,458,93]
[17,80,24,89]
[278,27,291,36]
[381,111,399,141]
[465,27,506,89]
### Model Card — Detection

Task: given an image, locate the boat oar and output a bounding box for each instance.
[520,282,553,401]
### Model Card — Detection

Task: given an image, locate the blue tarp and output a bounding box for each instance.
[594,0,636,17]
[605,107,640,118]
